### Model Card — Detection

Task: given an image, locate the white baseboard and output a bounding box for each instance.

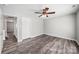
[45,34,75,40]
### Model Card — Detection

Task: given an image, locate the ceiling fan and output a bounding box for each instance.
[34,7,55,17]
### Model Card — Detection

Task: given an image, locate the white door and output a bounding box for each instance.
[7,22,14,33]
[0,7,3,53]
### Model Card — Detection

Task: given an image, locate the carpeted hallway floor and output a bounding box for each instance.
[2,34,79,54]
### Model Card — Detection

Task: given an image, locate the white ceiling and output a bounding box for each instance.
[2,4,79,18]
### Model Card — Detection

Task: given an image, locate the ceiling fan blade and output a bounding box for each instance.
[39,15,42,17]
[34,12,42,14]
[47,12,55,14]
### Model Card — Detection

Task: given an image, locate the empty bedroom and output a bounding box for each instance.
[0,4,79,54]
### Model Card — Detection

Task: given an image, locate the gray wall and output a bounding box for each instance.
[21,16,43,40]
[76,8,79,41]
[44,14,76,40]
[0,6,3,53]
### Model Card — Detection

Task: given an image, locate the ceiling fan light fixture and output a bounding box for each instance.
[45,7,49,11]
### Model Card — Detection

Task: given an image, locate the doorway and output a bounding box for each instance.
[2,16,17,52]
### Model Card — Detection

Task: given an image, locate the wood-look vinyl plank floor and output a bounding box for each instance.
[2,34,79,54]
